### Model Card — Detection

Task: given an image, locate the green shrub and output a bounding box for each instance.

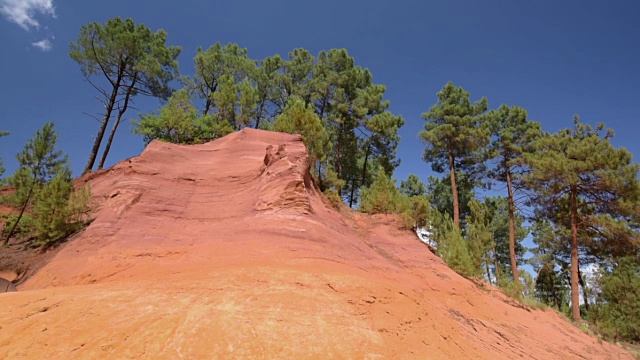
[400,195,431,231]
[360,167,404,214]
[132,89,233,145]
[436,218,475,278]
[31,171,91,245]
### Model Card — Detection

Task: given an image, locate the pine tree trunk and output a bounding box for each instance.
[82,62,125,176]
[203,96,212,116]
[349,178,356,208]
[578,267,590,313]
[505,167,520,283]
[254,98,266,129]
[98,75,136,170]
[83,110,113,175]
[448,152,460,229]
[570,186,581,321]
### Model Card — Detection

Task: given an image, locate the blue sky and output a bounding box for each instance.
[1,0,639,189]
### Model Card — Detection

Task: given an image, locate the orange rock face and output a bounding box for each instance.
[0,129,632,359]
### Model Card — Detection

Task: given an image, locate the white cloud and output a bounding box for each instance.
[0,0,55,31]
[32,38,52,51]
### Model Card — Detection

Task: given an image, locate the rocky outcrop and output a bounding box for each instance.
[255,138,315,215]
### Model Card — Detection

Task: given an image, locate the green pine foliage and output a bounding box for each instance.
[426,173,475,230]
[132,89,233,145]
[273,96,329,166]
[593,258,640,342]
[322,166,346,208]
[425,209,475,277]
[31,169,91,244]
[467,199,495,279]
[399,195,431,231]
[440,219,476,278]
[524,116,640,321]
[420,82,489,229]
[486,105,541,283]
[399,174,426,198]
[359,167,404,214]
[529,220,571,311]
[484,196,527,283]
[182,45,404,207]
[70,17,181,174]
[2,123,91,246]
[191,42,256,117]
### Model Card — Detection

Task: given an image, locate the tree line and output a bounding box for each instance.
[71,17,404,210]
[360,81,639,342]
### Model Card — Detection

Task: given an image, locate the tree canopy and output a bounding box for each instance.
[70,17,181,174]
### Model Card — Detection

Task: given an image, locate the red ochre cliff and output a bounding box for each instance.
[0,128,632,359]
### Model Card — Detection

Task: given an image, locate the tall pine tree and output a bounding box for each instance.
[487,105,541,283]
[420,82,488,229]
[524,116,640,321]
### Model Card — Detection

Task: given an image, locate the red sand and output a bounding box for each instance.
[0,129,632,359]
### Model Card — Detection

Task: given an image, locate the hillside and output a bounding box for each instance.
[0,128,633,359]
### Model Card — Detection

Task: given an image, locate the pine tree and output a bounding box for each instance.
[438,216,475,278]
[30,168,90,244]
[524,116,640,321]
[420,82,489,229]
[467,199,496,280]
[70,17,181,174]
[251,54,284,129]
[359,167,403,214]
[212,74,238,128]
[398,174,430,231]
[191,43,256,117]
[487,105,541,283]
[3,122,69,244]
[400,174,426,198]
[595,257,640,342]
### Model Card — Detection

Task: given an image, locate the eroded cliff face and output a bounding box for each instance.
[0,129,632,359]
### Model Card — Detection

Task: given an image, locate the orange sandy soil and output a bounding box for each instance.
[0,129,633,359]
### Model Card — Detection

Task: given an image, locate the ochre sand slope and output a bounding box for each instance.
[0,129,632,359]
